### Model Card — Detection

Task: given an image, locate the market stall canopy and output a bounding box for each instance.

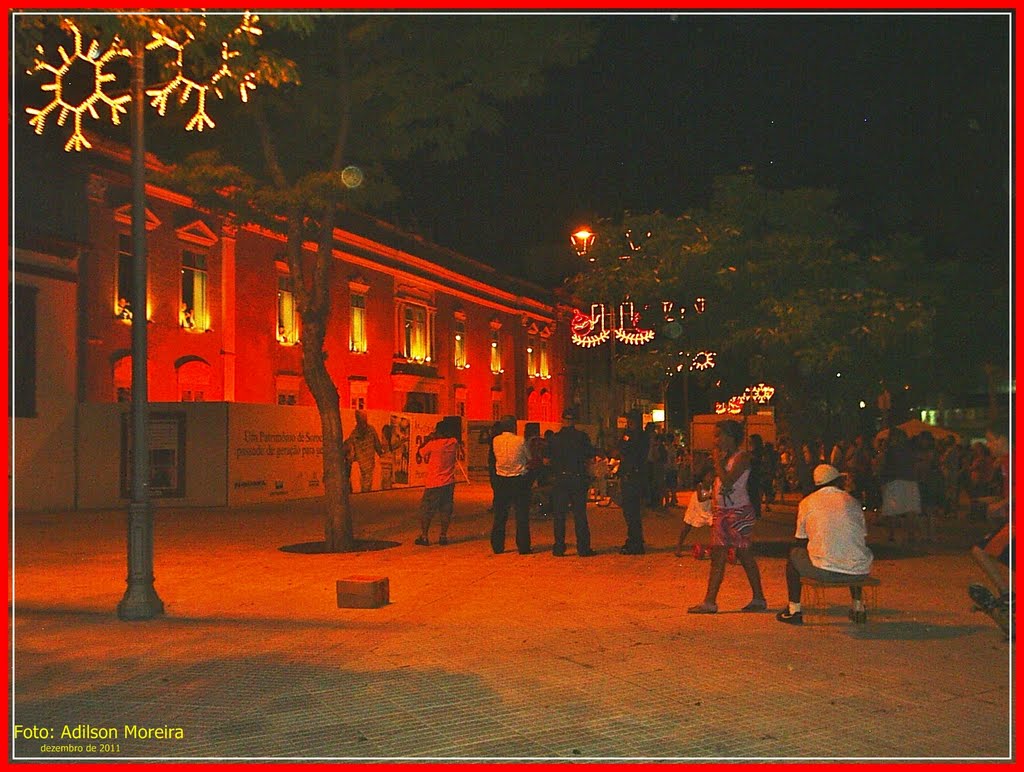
[876,418,960,443]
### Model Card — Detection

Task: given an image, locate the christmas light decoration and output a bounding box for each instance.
[25,19,131,152]
[615,328,656,345]
[570,306,612,347]
[694,297,707,314]
[691,351,716,371]
[145,13,262,131]
[749,382,776,403]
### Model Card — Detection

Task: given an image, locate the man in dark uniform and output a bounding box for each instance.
[618,410,648,554]
[547,407,596,557]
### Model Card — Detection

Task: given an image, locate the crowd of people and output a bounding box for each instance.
[410,410,1009,626]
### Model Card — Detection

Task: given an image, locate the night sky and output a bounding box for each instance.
[386,12,1010,284]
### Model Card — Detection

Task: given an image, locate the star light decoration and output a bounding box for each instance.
[25,19,131,152]
[714,382,776,414]
[145,13,262,132]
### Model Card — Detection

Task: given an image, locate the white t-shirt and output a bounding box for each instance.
[795,486,873,575]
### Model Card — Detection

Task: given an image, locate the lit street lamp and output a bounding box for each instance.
[570,226,596,260]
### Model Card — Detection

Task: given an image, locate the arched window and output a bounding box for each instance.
[112,354,132,402]
[176,357,211,402]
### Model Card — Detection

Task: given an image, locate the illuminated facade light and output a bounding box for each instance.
[145,13,262,131]
[25,19,131,152]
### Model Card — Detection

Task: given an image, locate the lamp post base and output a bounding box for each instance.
[117,582,164,621]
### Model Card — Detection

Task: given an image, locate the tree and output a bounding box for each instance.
[160,16,596,551]
[566,173,937,450]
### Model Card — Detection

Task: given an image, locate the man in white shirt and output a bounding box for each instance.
[777,464,874,626]
[490,415,532,554]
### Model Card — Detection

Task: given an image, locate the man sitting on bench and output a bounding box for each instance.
[777,464,875,626]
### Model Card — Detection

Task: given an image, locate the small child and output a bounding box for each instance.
[674,465,715,557]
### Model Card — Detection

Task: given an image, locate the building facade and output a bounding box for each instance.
[13,137,569,510]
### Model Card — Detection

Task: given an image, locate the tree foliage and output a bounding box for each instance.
[566,172,941,441]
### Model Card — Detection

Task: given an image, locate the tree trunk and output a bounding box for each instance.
[302,314,354,552]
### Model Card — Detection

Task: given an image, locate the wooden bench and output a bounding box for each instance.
[801,575,880,622]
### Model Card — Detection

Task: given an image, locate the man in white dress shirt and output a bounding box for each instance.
[490,415,532,554]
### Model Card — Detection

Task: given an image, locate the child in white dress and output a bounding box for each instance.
[674,465,714,557]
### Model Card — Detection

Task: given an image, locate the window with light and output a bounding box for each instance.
[115,233,134,321]
[403,304,432,362]
[454,320,468,369]
[350,293,367,353]
[490,329,502,373]
[180,250,208,330]
[527,337,540,377]
[277,276,299,345]
[540,340,550,378]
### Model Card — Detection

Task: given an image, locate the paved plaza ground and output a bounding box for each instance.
[9,482,1014,762]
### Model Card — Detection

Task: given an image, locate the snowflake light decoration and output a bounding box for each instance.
[25,20,131,152]
[145,13,262,132]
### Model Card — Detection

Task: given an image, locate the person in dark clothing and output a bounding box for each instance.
[617,411,649,554]
[481,421,502,512]
[547,407,596,557]
[748,433,765,519]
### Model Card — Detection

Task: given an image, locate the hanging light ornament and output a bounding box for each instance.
[691,351,717,371]
[570,306,610,348]
[145,12,262,131]
[25,19,131,152]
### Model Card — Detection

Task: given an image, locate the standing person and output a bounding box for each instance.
[748,433,765,519]
[663,436,681,507]
[490,415,532,555]
[481,421,502,513]
[547,407,597,557]
[617,411,649,554]
[688,419,768,614]
[414,420,461,546]
[878,427,922,544]
[776,464,874,625]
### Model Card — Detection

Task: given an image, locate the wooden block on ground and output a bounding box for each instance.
[337,575,389,608]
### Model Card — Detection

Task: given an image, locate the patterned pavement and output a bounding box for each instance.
[9,483,1014,762]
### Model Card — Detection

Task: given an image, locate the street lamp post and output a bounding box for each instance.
[117,37,164,620]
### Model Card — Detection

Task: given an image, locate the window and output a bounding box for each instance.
[115,234,133,320]
[490,329,502,374]
[454,319,468,369]
[349,378,368,410]
[539,340,550,379]
[527,337,540,377]
[181,250,208,330]
[13,284,37,418]
[404,392,437,413]
[350,293,367,353]
[276,374,301,406]
[402,304,433,362]
[177,359,211,402]
[113,355,132,402]
[277,276,299,345]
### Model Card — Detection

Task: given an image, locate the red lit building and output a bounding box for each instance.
[74,140,567,417]
[14,136,569,510]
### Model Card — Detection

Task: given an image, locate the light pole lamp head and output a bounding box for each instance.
[571,227,596,260]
